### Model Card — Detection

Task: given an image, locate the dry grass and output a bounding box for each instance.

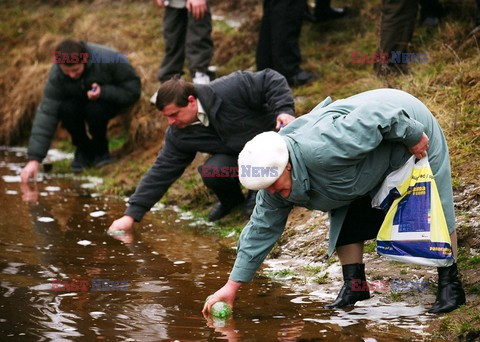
[0,0,164,147]
[0,0,478,184]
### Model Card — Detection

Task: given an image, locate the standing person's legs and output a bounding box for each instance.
[265,0,305,81]
[185,4,213,83]
[476,0,480,26]
[157,7,188,82]
[58,100,93,172]
[198,154,245,222]
[256,0,274,71]
[84,100,122,166]
[377,0,419,75]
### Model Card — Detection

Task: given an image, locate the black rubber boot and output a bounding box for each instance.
[325,263,370,309]
[428,263,466,314]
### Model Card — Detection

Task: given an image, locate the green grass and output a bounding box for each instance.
[267,269,296,279]
[304,264,323,275]
[109,133,128,152]
[467,284,480,296]
[433,305,480,340]
[51,158,72,174]
[364,240,376,253]
[389,291,403,302]
[313,272,329,285]
[457,248,480,270]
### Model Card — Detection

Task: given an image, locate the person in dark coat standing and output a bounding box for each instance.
[256,0,316,87]
[376,0,419,75]
[20,39,141,181]
[107,69,296,234]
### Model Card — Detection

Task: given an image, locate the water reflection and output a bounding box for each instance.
[0,147,433,341]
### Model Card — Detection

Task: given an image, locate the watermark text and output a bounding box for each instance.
[351,51,429,64]
[351,279,429,292]
[52,51,129,64]
[51,278,129,291]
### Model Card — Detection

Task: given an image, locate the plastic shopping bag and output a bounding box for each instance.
[372,156,454,267]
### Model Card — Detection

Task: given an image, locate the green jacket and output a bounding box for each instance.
[27,42,141,161]
[230,89,454,283]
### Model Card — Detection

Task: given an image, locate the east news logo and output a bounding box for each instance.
[351,51,429,64]
[52,51,129,64]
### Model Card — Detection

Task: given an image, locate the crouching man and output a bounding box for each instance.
[21,38,141,180]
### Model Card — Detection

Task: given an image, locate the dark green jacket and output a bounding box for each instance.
[27,42,141,161]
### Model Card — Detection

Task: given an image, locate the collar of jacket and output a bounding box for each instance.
[311,96,333,111]
[53,63,91,95]
[283,135,311,204]
[195,85,221,122]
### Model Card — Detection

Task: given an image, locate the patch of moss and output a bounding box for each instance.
[389,291,403,302]
[267,269,296,279]
[314,272,329,285]
[364,240,377,253]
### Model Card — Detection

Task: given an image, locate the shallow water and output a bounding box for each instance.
[0,147,434,341]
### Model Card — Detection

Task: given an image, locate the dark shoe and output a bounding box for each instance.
[94,153,113,167]
[422,16,440,28]
[428,263,466,314]
[208,202,228,222]
[315,7,347,21]
[71,148,92,172]
[304,8,318,23]
[208,201,240,222]
[288,70,316,87]
[243,190,258,218]
[325,263,370,309]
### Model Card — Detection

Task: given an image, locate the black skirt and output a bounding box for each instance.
[336,195,386,247]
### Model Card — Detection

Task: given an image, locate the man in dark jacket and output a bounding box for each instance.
[20,39,141,181]
[107,69,296,233]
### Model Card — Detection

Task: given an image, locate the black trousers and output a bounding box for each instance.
[198,154,245,207]
[419,0,442,20]
[256,0,305,80]
[336,195,386,247]
[58,99,123,157]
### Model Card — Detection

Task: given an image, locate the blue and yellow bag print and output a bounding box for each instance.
[372,156,454,267]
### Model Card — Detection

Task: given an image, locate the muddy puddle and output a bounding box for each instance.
[0,147,435,341]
